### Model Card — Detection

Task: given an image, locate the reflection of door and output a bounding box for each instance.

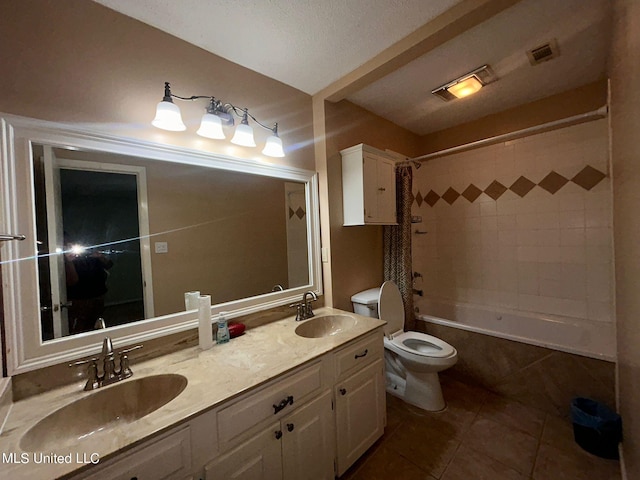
[43,146,69,337]
[42,156,154,338]
[285,183,309,288]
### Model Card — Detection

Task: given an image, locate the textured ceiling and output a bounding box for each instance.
[93,0,611,136]
[93,0,463,95]
[347,0,611,135]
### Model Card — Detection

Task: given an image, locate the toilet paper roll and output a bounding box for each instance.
[184,291,200,311]
[198,295,213,350]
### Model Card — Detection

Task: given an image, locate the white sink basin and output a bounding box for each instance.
[295,314,356,338]
[20,374,187,451]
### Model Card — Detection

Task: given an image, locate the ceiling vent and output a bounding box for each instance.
[527,39,559,65]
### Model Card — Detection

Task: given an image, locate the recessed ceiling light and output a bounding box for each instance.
[446,76,483,99]
[432,65,497,102]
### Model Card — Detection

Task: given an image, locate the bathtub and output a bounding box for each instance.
[415,299,616,361]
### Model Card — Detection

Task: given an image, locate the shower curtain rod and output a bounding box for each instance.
[409,105,609,163]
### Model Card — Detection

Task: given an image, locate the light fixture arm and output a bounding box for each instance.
[153,82,284,156]
[162,82,278,132]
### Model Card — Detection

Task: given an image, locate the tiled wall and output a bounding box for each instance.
[416,321,615,419]
[412,119,613,330]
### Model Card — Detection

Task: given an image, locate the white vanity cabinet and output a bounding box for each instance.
[333,332,386,477]
[64,327,385,480]
[341,144,397,226]
[204,391,334,480]
[204,360,334,480]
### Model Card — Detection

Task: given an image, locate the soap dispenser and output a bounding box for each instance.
[216,312,230,345]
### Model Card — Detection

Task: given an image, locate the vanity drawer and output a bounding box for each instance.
[334,331,383,380]
[217,362,322,447]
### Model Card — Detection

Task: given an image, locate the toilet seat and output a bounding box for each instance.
[387,331,456,358]
[378,281,457,361]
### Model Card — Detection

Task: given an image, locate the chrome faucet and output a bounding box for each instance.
[291,291,318,321]
[69,337,142,391]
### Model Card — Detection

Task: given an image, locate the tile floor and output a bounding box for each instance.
[341,375,621,480]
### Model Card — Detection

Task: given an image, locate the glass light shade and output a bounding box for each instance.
[446,76,483,99]
[262,134,285,157]
[152,101,186,131]
[230,123,256,147]
[196,113,226,139]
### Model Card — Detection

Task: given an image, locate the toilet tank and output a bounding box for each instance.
[351,287,381,318]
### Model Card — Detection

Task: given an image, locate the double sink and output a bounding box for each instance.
[18,313,356,454]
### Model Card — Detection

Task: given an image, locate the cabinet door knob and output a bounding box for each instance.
[340,388,347,396]
[378,187,386,192]
[275,430,283,440]
[286,423,295,432]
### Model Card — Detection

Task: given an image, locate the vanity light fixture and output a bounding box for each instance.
[431,65,497,102]
[152,82,285,157]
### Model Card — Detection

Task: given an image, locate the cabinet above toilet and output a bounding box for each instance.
[341,144,397,226]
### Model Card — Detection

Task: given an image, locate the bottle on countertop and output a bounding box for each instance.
[216,311,230,345]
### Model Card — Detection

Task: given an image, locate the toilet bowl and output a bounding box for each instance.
[351,281,457,411]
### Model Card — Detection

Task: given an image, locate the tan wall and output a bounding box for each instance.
[0,0,314,376]
[610,0,640,475]
[324,100,421,311]
[419,79,608,155]
[0,0,314,170]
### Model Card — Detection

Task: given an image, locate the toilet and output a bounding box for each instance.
[351,281,457,411]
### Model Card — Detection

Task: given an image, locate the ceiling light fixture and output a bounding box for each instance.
[431,65,497,102]
[152,82,285,157]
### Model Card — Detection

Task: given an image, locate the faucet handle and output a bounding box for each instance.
[289,302,304,321]
[118,354,133,379]
[69,358,100,391]
[69,357,99,368]
[118,344,143,355]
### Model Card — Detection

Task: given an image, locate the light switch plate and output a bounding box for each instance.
[155,242,168,254]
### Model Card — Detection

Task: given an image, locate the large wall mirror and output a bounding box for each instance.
[0,114,322,375]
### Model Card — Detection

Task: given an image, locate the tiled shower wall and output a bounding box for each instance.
[412,119,613,329]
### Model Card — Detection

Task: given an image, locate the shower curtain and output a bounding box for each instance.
[383,165,414,331]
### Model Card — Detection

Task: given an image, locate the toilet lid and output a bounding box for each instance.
[378,281,404,337]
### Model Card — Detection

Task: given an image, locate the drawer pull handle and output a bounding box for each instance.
[275,430,283,440]
[355,349,368,359]
[273,395,294,414]
[287,423,295,432]
[340,388,347,396]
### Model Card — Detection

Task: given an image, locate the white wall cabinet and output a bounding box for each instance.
[341,144,397,226]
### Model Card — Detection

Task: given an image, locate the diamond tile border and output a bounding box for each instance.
[413,165,606,207]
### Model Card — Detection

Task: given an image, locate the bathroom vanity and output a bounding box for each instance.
[0,307,385,480]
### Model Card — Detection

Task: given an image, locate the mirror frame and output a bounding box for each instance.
[0,113,323,375]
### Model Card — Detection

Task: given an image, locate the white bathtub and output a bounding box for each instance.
[415,299,616,361]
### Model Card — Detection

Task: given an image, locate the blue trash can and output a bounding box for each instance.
[570,397,622,459]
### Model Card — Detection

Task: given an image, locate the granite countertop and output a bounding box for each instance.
[0,307,385,479]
